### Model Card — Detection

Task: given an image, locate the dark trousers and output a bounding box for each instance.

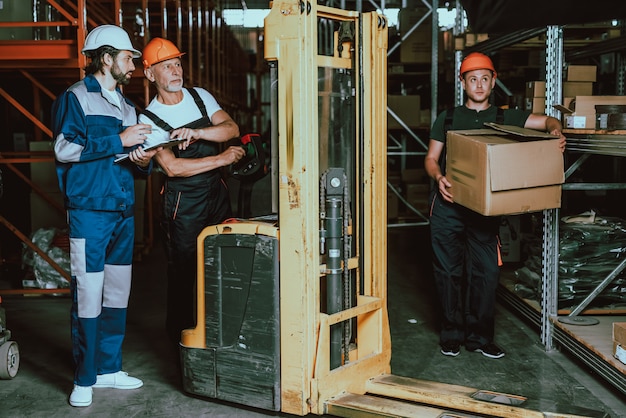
[429,193,500,350]
[161,174,233,344]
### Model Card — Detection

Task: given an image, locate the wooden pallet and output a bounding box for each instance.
[326,374,609,418]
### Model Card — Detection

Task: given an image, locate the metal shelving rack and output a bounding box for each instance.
[383,0,438,228]
[473,21,626,395]
[451,2,626,392]
[0,0,251,296]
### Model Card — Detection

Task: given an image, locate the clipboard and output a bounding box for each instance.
[114,132,187,163]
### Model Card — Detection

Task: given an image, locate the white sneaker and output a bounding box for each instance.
[69,385,93,407]
[93,371,143,389]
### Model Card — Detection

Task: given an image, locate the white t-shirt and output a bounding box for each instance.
[139,87,222,132]
[101,86,121,108]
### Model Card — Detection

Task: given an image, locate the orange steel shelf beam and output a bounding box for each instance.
[0,41,77,62]
[0,88,52,138]
[0,154,65,217]
[0,21,72,28]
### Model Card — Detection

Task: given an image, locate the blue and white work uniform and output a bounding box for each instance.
[51,74,150,387]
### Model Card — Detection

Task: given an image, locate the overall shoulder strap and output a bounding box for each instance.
[186,87,208,118]
[142,108,174,131]
[443,107,455,135]
[496,107,505,124]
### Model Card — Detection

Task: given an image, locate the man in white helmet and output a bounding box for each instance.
[51,24,159,407]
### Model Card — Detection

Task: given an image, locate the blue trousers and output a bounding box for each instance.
[67,209,134,387]
[429,193,500,350]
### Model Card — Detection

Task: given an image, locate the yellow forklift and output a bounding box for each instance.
[176,2,605,417]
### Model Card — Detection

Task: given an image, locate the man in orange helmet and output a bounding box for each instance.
[424,52,566,359]
[140,37,245,345]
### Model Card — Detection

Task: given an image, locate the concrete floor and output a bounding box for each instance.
[1,186,625,416]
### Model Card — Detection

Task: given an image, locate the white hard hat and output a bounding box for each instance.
[82,25,141,58]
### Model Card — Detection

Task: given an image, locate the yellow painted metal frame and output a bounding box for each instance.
[264,2,389,415]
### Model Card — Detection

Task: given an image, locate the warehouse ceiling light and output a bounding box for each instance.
[222,7,458,29]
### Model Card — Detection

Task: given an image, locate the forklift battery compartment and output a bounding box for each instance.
[180,220,280,411]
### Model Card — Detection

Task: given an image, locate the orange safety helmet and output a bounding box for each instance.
[459,52,497,78]
[142,37,185,69]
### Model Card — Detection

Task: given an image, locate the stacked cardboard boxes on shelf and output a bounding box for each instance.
[563,64,596,98]
[524,81,546,113]
[525,66,598,115]
[557,64,626,130]
[397,8,443,64]
[559,95,626,130]
[526,65,626,130]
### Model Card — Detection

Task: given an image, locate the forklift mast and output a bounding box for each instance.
[264,1,390,414]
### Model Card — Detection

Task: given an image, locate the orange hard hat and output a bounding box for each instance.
[142,37,185,69]
[460,52,496,78]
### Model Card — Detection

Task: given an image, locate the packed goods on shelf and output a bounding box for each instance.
[513,211,626,310]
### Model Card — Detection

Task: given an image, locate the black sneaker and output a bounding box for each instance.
[473,342,505,359]
[440,342,461,357]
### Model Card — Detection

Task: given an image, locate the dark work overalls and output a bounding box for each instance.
[143,88,233,343]
[429,107,504,351]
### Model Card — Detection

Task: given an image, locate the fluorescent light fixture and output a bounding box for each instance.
[223,9,270,28]
[222,8,459,29]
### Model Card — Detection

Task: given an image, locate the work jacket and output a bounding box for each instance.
[52,74,150,213]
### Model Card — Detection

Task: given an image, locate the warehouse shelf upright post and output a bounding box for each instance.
[541,25,564,352]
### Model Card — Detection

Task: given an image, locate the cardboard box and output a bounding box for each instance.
[465,33,477,47]
[569,96,626,115]
[614,344,626,365]
[564,114,594,129]
[525,97,546,113]
[398,9,442,64]
[446,124,564,216]
[562,81,593,97]
[525,81,546,98]
[454,36,465,51]
[567,65,597,82]
[399,9,431,63]
[556,96,626,129]
[614,322,626,346]
[388,95,420,129]
[613,322,626,364]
